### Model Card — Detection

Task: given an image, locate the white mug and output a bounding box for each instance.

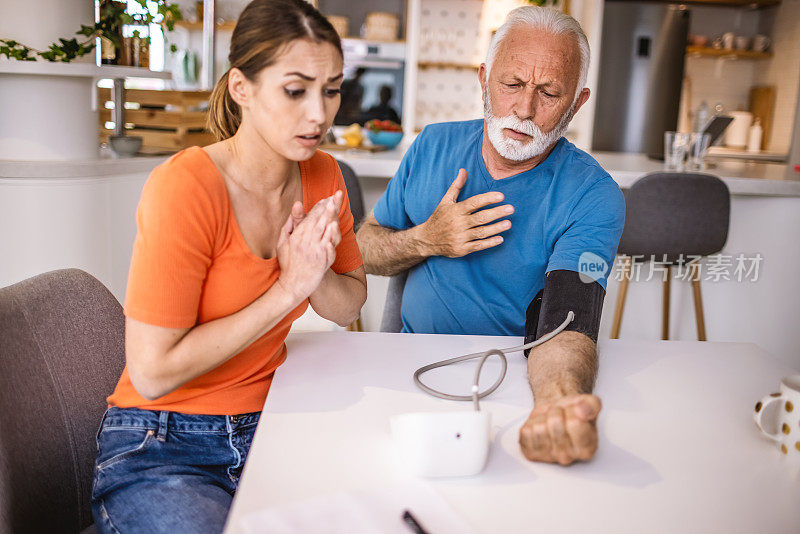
[722,32,735,50]
[752,34,771,52]
[754,375,800,463]
[735,35,750,51]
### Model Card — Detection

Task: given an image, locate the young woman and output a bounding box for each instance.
[90,1,366,531]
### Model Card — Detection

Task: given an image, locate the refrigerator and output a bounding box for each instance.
[591,1,690,158]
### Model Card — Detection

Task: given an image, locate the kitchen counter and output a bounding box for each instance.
[323,144,409,180]
[331,142,800,197]
[0,153,165,301]
[593,151,800,197]
[4,145,796,196]
[0,153,169,180]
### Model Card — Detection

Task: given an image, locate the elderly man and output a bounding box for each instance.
[356,7,624,465]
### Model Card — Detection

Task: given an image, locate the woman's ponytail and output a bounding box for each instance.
[207,69,241,141]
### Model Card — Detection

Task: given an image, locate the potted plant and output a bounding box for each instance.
[0,0,182,63]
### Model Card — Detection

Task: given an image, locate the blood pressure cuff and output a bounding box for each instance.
[523,269,605,357]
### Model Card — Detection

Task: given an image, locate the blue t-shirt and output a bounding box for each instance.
[373,120,625,336]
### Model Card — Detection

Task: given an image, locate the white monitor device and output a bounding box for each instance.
[390,412,491,478]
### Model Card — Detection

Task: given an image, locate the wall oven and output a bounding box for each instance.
[335,39,406,126]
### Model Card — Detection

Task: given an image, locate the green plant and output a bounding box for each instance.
[526,0,559,5]
[0,0,182,63]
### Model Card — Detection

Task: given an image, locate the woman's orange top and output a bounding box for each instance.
[107,146,363,415]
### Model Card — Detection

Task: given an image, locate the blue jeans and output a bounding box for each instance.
[91,407,260,533]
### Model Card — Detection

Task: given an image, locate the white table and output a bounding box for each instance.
[225,332,800,533]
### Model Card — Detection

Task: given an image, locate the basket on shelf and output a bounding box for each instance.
[363,12,399,41]
[98,88,215,153]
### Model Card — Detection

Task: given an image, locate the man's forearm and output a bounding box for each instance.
[527,331,598,405]
[308,268,367,327]
[355,215,433,276]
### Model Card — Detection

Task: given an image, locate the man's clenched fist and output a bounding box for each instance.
[519,394,601,465]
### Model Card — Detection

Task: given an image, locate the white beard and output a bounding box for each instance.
[483,84,576,162]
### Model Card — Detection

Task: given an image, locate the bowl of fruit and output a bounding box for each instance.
[365,119,403,148]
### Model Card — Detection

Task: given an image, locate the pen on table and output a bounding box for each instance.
[402,509,431,534]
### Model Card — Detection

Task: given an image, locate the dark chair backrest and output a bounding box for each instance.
[619,172,730,262]
[336,160,365,226]
[0,269,125,533]
[380,271,409,333]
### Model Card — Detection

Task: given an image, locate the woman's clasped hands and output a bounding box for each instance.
[275,189,343,302]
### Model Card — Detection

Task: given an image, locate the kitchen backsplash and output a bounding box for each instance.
[416,0,487,128]
[416,68,484,127]
[682,58,759,132]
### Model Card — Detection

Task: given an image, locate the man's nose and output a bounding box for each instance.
[514,88,536,121]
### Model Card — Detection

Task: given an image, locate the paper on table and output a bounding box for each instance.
[239,481,477,534]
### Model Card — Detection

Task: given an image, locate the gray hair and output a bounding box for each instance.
[485,6,590,102]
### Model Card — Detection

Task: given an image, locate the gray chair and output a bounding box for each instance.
[339,157,407,334]
[611,172,730,341]
[336,160,365,331]
[336,160,364,226]
[0,269,125,533]
[379,270,409,333]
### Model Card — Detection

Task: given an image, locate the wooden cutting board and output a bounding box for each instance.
[749,86,775,151]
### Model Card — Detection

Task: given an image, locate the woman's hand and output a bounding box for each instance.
[275,191,343,302]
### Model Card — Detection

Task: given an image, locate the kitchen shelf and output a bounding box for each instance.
[0,59,171,79]
[342,37,406,45]
[175,20,236,31]
[417,61,480,70]
[669,0,780,7]
[686,46,772,59]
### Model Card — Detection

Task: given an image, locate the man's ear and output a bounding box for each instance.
[228,68,250,109]
[573,87,590,115]
[478,63,487,96]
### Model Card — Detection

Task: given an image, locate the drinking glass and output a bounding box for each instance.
[689,132,711,170]
[664,132,690,171]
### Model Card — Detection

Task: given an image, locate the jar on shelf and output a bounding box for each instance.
[120,33,150,68]
[100,36,116,65]
[137,37,149,68]
[99,0,127,65]
[120,37,133,66]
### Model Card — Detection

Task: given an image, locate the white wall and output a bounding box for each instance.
[0,0,93,52]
